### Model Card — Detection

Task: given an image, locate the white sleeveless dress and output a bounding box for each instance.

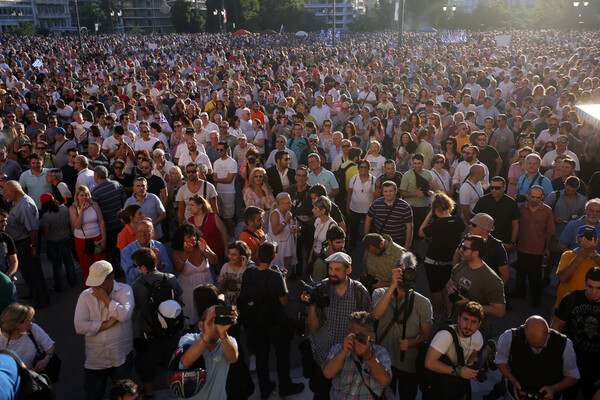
[267,208,297,268]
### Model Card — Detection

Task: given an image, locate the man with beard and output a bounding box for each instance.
[301,252,371,399]
[559,199,600,253]
[552,267,600,400]
[424,301,485,400]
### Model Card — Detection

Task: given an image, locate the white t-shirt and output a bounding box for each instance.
[349,174,376,214]
[175,181,218,220]
[365,154,386,178]
[0,324,55,368]
[213,157,238,194]
[178,152,212,170]
[429,325,483,365]
[459,180,484,213]
[102,135,133,160]
[541,149,580,170]
[134,137,159,152]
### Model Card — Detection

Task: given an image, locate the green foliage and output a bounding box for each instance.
[129,25,148,34]
[6,21,36,36]
[351,0,396,32]
[239,0,260,31]
[170,0,206,33]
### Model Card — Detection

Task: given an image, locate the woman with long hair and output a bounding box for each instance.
[171,223,218,326]
[394,131,417,173]
[430,154,453,197]
[249,118,265,158]
[0,304,55,371]
[187,195,228,271]
[343,121,358,141]
[243,167,275,219]
[267,192,297,272]
[443,137,460,171]
[408,112,421,140]
[69,186,107,282]
[418,192,465,319]
[428,112,443,152]
[40,193,76,290]
[116,205,146,251]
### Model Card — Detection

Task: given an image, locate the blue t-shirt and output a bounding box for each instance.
[177,333,236,400]
[0,352,21,400]
[516,172,553,197]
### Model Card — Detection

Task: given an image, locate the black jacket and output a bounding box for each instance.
[266,166,296,196]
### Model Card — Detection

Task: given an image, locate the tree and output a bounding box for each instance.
[170,0,206,33]
[6,21,36,36]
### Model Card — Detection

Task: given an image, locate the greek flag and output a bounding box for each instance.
[441,30,467,44]
[32,59,43,68]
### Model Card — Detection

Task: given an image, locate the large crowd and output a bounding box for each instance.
[0,28,599,400]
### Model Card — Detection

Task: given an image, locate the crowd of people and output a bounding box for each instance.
[0,28,600,400]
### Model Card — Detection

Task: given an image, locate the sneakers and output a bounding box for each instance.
[486,339,497,371]
[279,382,305,397]
[249,354,256,372]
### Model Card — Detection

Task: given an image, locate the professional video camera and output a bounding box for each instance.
[300,277,330,309]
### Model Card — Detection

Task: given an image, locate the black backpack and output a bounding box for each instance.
[140,275,184,342]
[0,350,53,400]
[237,266,283,332]
[334,162,356,206]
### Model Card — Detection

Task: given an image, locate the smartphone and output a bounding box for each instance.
[215,305,234,325]
[584,229,594,241]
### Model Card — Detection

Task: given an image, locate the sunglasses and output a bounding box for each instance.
[460,243,473,251]
[217,148,226,152]
[186,170,197,174]
[490,186,504,191]
[254,175,264,178]
[114,166,124,170]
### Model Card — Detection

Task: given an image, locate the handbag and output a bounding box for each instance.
[79,209,102,255]
[28,331,61,383]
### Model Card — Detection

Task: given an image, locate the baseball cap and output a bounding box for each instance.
[200,112,209,117]
[185,128,195,135]
[40,193,54,204]
[50,127,66,136]
[325,252,352,266]
[470,213,495,231]
[86,260,113,287]
[577,225,598,238]
[309,134,319,141]
[237,134,247,140]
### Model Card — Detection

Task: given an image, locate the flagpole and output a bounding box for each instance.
[332,0,336,46]
[398,0,404,47]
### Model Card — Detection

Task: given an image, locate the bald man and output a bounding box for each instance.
[495,316,579,400]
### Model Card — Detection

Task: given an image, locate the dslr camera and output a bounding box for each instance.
[395,252,417,291]
[449,287,469,303]
[300,277,330,309]
[355,331,376,345]
[469,361,487,382]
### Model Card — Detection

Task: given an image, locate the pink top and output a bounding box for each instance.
[507,162,525,198]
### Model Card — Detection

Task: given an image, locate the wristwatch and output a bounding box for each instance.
[451,365,462,377]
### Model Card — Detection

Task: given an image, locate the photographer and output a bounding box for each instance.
[301,252,371,399]
[444,235,505,338]
[372,253,433,400]
[423,301,485,400]
[363,233,406,293]
[322,311,392,399]
[496,316,579,400]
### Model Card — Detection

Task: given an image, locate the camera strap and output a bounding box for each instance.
[377,290,415,344]
[352,356,382,400]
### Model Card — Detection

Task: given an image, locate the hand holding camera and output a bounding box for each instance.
[448,285,469,304]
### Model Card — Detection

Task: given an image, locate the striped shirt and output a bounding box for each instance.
[367,197,413,245]
[91,179,128,231]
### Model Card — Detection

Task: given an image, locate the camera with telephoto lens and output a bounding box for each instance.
[449,287,469,303]
[300,277,330,309]
[469,361,487,382]
[517,389,544,399]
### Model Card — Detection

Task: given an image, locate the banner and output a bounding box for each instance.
[494,34,512,47]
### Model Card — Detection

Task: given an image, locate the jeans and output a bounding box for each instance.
[84,351,133,400]
[255,328,292,397]
[46,238,76,290]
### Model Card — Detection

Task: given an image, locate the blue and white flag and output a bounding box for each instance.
[32,59,43,68]
[279,24,284,35]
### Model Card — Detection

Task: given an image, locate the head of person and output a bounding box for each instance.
[523,315,551,350]
[188,194,212,216]
[131,246,157,273]
[74,155,89,172]
[584,267,600,302]
[564,176,580,197]
[134,220,154,247]
[295,165,309,185]
[172,222,202,251]
[524,153,542,175]
[258,241,277,264]
[363,233,386,256]
[86,260,115,293]
[275,151,290,170]
[463,146,478,163]
[489,177,506,199]
[585,199,600,224]
[275,192,292,213]
[325,225,346,253]
[312,195,331,218]
[381,180,398,202]
[560,157,576,178]
[0,303,35,336]
[412,153,424,172]
[468,164,484,182]
[348,311,376,344]
[456,301,484,338]
[74,185,92,209]
[133,177,148,196]
[227,241,252,266]
[248,167,268,189]
[325,251,353,285]
[192,284,220,328]
[29,153,43,172]
[431,191,455,216]
[307,153,321,172]
[357,159,371,175]
[94,166,108,183]
[244,206,264,230]
[468,213,494,237]
[527,185,544,207]
[118,205,144,226]
[459,234,487,261]
[216,141,228,159]
[109,379,140,400]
